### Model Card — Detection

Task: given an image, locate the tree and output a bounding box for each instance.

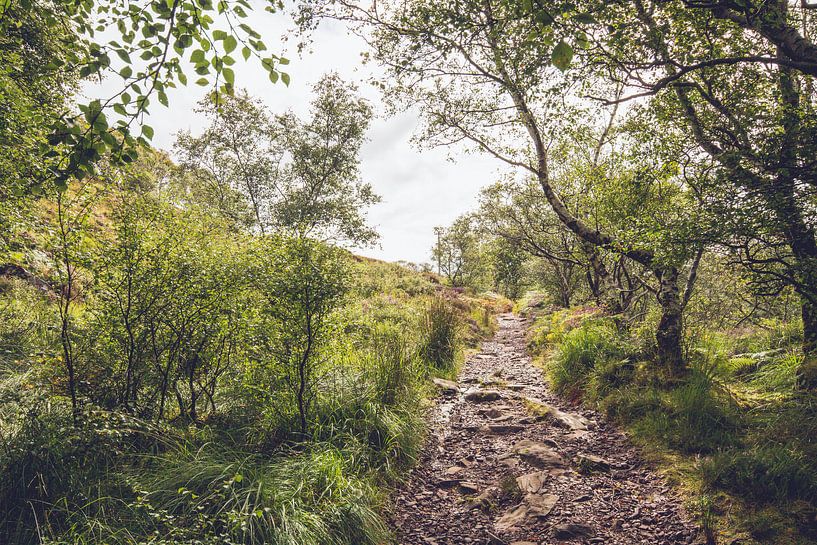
[478,180,590,308]
[0,0,291,186]
[175,91,277,232]
[488,236,527,300]
[271,74,380,245]
[321,0,703,374]
[564,0,817,380]
[176,75,381,246]
[431,215,487,289]
[0,1,77,254]
[250,237,350,436]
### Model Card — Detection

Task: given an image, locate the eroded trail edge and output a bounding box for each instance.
[389,313,699,545]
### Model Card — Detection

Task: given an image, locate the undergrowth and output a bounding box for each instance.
[0,266,501,545]
[524,301,817,544]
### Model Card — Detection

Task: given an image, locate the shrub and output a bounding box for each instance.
[587,357,635,401]
[419,297,460,373]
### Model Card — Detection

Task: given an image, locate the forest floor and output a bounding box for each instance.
[388,313,701,545]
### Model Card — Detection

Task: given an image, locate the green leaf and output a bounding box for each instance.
[242,46,251,61]
[573,13,596,24]
[141,125,155,140]
[281,72,290,86]
[551,40,573,71]
[115,49,132,63]
[223,67,235,84]
[223,35,237,53]
[196,77,209,85]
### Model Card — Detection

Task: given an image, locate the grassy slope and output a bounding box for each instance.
[0,254,510,545]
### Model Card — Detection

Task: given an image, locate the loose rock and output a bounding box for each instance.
[465,389,502,402]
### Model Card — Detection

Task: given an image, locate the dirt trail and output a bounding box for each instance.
[389,313,699,545]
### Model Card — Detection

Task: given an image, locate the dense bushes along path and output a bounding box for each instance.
[389,314,699,544]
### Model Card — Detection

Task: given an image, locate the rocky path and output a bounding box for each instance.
[389,313,699,545]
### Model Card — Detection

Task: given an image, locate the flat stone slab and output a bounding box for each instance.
[495,493,558,531]
[553,522,595,539]
[512,439,566,469]
[464,388,502,402]
[481,423,525,435]
[522,396,593,431]
[432,377,460,395]
[525,492,558,518]
[516,471,547,494]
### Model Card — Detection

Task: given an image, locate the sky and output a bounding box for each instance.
[87,9,507,265]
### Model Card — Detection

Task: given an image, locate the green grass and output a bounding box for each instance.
[530,305,817,544]
[419,296,460,373]
[546,318,632,399]
[0,259,502,545]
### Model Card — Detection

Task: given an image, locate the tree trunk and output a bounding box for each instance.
[655,267,685,377]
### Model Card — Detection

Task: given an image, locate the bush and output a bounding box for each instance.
[587,358,636,401]
[419,297,460,373]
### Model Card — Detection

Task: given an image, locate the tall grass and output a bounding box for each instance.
[419,297,460,373]
[135,442,389,545]
[547,319,631,398]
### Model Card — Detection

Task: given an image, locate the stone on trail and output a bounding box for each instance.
[457,481,480,494]
[445,465,464,475]
[512,439,565,469]
[495,504,528,532]
[465,388,502,402]
[494,493,558,532]
[553,522,595,540]
[516,471,547,494]
[432,377,460,395]
[576,453,613,473]
[522,396,592,431]
[436,478,461,489]
[525,492,558,518]
[482,423,526,435]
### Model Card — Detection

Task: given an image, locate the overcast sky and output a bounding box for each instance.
[89,10,507,264]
